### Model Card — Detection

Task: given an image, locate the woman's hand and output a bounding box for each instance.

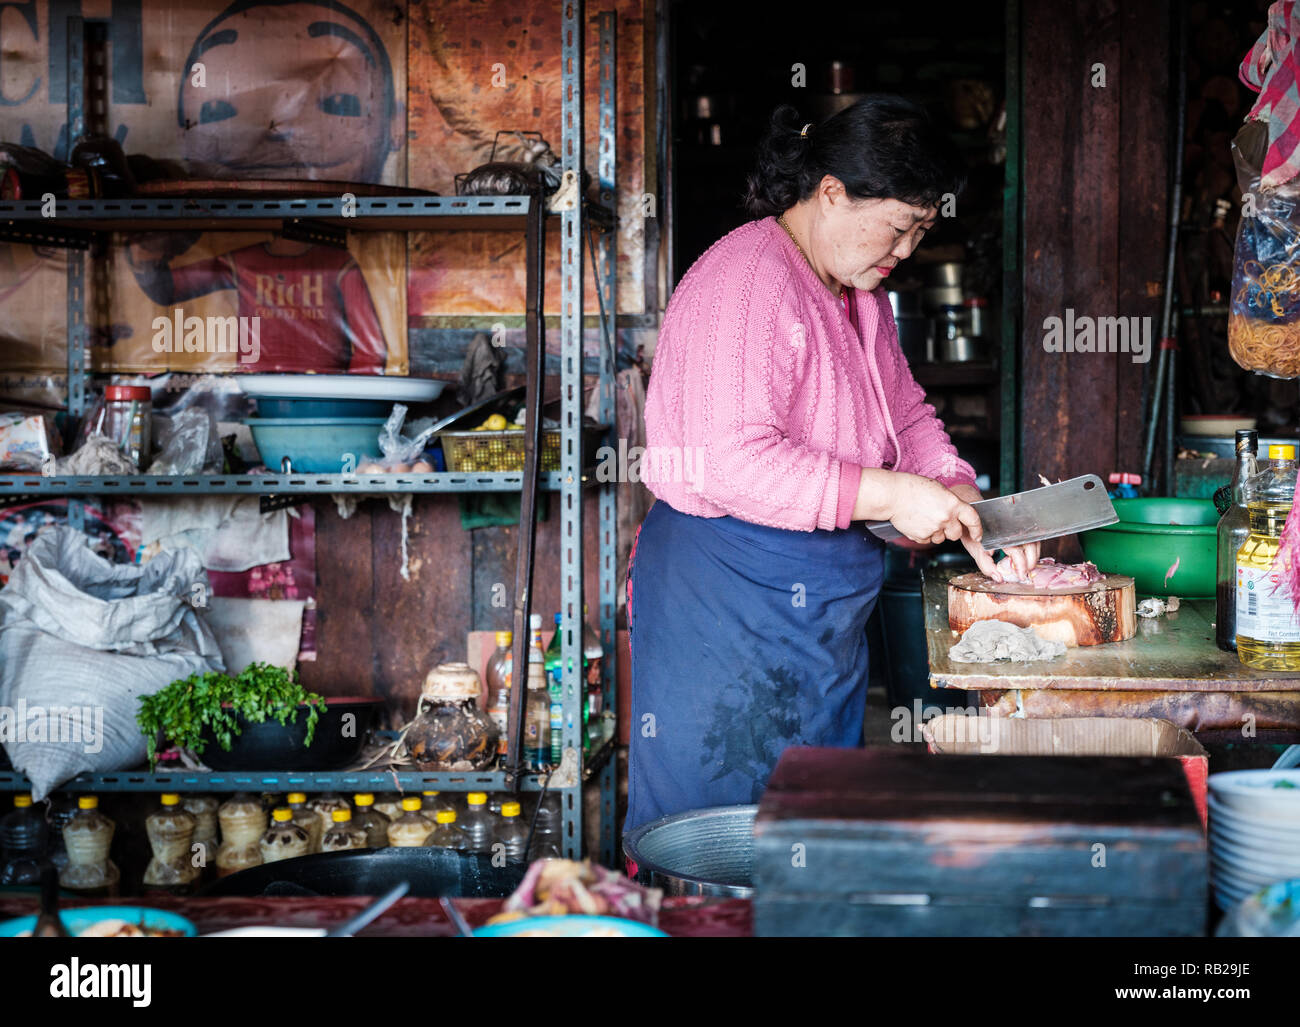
[867,471,986,546]
[948,483,1041,582]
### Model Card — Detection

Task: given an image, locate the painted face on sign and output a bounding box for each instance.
[178,0,401,183]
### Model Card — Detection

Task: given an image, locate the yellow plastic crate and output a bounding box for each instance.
[439,429,562,472]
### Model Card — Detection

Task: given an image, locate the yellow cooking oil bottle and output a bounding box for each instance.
[1236,444,1300,669]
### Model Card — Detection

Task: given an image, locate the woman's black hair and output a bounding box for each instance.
[744,96,967,218]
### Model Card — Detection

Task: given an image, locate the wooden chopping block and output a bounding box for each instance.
[948,572,1136,646]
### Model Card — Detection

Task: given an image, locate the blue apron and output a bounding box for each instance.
[624,500,886,832]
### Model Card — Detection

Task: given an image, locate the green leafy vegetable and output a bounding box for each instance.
[137,662,327,769]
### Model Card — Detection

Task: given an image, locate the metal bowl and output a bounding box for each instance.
[623,804,757,898]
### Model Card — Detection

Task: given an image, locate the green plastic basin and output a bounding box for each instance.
[1078,498,1218,598]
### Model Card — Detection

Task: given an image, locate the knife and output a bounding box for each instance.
[864,474,1118,551]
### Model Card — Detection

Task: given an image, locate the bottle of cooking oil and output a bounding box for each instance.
[1217,429,1258,651]
[1237,443,1300,669]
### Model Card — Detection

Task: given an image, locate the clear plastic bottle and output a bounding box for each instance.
[182,795,219,877]
[351,794,390,848]
[526,792,563,861]
[305,793,349,842]
[387,797,434,847]
[486,630,514,759]
[216,795,266,878]
[1218,429,1259,652]
[260,808,311,863]
[59,795,120,896]
[142,793,199,894]
[524,659,551,770]
[0,794,49,886]
[43,795,77,873]
[426,809,468,852]
[420,790,454,820]
[459,792,494,855]
[287,791,324,853]
[373,792,405,823]
[1238,444,1300,669]
[321,808,368,851]
[495,801,530,865]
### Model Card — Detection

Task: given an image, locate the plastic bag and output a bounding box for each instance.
[0,412,59,471]
[1228,121,1300,378]
[356,404,437,472]
[148,407,221,474]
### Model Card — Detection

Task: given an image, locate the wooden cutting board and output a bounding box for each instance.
[948,572,1137,646]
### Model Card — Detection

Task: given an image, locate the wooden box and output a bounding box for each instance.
[753,747,1207,937]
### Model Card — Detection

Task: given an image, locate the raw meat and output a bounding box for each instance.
[991,556,1104,590]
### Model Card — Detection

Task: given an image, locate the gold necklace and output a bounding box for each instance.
[777,214,843,299]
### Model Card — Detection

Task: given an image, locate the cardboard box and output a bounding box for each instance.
[922,714,1209,830]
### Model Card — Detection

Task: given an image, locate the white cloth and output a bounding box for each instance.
[140,496,290,572]
[948,619,1066,663]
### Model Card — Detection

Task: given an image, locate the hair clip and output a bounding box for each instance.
[800,123,813,138]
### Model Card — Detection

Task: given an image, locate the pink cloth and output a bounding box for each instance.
[644,217,978,532]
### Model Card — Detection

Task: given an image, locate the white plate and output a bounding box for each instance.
[234,374,447,403]
[1208,771,1300,823]
[1210,847,1300,883]
[203,926,328,938]
[1208,811,1300,848]
[1208,832,1300,869]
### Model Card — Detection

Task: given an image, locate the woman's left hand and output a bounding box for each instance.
[948,483,1041,583]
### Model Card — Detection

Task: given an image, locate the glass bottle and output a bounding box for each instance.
[260,808,310,863]
[305,793,349,843]
[321,808,368,851]
[524,659,551,770]
[0,794,49,886]
[426,810,468,852]
[215,795,266,878]
[59,795,120,896]
[287,791,324,853]
[1217,429,1259,652]
[182,795,219,878]
[43,795,77,873]
[583,603,604,752]
[545,613,566,765]
[486,630,513,760]
[526,792,563,861]
[142,793,199,894]
[374,792,405,823]
[387,797,434,847]
[1238,444,1300,669]
[460,792,494,855]
[495,801,530,865]
[351,793,390,849]
[406,662,499,771]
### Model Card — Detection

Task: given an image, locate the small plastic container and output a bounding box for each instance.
[142,793,199,893]
[387,797,434,847]
[102,384,152,469]
[351,793,391,849]
[0,794,49,886]
[59,795,120,896]
[260,808,311,863]
[321,808,368,852]
[426,810,468,852]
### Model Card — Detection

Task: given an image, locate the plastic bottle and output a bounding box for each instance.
[583,602,605,751]
[373,792,405,823]
[321,808,369,851]
[59,796,120,896]
[387,797,434,847]
[305,793,349,842]
[0,794,49,886]
[260,808,311,863]
[1218,431,1260,652]
[287,791,324,853]
[426,810,468,852]
[1238,444,1300,669]
[351,793,390,848]
[526,792,563,861]
[495,801,530,864]
[486,630,513,759]
[215,795,266,878]
[545,613,566,764]
[43,795,77,873]
[420,790,454,820]
[524,659,552,770]
[459,792,494,855]
[182,795,219,877]
[142,793,199,894]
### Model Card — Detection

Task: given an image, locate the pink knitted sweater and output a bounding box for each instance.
[643,217,978,532]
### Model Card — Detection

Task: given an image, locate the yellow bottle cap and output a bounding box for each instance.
[331,809,352,822]
[272,808,293,822]
[1270,444,1297,460]
[14,795,33,808]
[288,792,307,804]
[353,793,374,806]
[436,810,456,824]
[496,630,513,646]
[501,801,521,817]
[467,792,488,805]
[160,793,180,806]
[422,790,438,797]
[401,797,423,812]
[78,796,98,810]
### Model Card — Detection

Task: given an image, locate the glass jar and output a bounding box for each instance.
[405,662,499,771]
[0,794,49,886]
[426,810,468,852]
[59,795,120,896]
[321,809,368,851]
[142,793,199,893]
[102,384,152,469]
[216,795,266,878]
[351,793,391,849]
[260,808,311,863]
[182,795,219,877]
[387,797,434,847]
[287,791,324,852]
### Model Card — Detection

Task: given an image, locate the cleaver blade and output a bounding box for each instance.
[864,474,1118,551]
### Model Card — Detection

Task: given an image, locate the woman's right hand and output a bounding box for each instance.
[886,473,984,546]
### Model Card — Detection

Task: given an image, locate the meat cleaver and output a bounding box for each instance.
[864,474,1118,551]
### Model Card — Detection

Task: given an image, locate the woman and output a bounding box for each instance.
[625,97,1040,832]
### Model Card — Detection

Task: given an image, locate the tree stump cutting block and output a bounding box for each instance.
[947,573,1137,647]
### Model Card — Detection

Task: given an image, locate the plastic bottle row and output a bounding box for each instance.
[0,788,567,897]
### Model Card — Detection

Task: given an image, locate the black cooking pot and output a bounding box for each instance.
[197,696,382,771]
[199,846,527,899]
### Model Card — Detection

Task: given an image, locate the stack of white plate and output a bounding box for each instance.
[1208,770,1300,912]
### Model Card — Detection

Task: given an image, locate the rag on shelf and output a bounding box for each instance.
[1240,0,1300,188]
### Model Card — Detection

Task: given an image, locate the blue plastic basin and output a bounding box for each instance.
[245,417,387,473]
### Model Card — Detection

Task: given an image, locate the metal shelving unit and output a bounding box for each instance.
[0,3,620,865]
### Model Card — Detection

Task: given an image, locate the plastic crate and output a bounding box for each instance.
[438,429,562,472]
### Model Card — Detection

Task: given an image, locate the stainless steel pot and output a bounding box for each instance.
[939,335,990,363]
[922,285,964,311]
[925,262,964,288]
[623,804,757,898]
